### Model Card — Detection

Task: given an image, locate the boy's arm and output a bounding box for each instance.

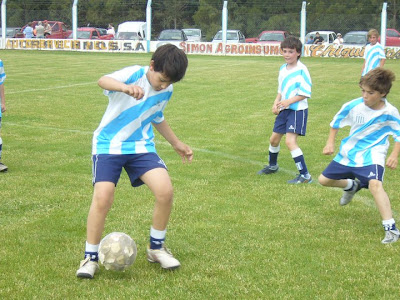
[386,142,400,169]
[323,127,339,155]
[379,58,386,68]
[361,60,366,74]
[98,75,144,100]
[153,120,193,164]
[0,84,5,113]
[278,95,307,111]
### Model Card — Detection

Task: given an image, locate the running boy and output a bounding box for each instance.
[361,29,386,77]
[0,58,7,172]
[76,44,193,279]
[258,36,312,184]
[318,68,400,244]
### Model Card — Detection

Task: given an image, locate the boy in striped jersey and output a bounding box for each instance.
[77,44,193,278]
[258,36,313,184]
[319,68,400,244]
[361,29,386,77]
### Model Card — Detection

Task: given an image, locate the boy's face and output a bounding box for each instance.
[282,48,300,65]
[147,61,172,91]
[369,34,378,45]
[360,84,385,110]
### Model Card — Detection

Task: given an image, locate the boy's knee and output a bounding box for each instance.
[368,179,383,192]
[318,174,329,186]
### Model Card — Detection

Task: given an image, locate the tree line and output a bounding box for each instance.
[6,0,399,41]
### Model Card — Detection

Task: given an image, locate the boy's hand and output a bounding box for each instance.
[322,143,335,155]
[272,103,280,115]
[122,84,144,100]
[386,154,398,169]
[173,141,193,164]
[1,104,5,113]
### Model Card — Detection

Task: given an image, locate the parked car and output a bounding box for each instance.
[68,27,114,40]
[156,29,187,48]
[116,21,146,40]
[380,28,400,46]
[0,27,22,38]
[343,31,368,45]
[246,30,290,44]
[212,30,245,43]
[305,31,337,44]
[157,29,187,42]
[182,28,203,42]
[19,21,71,39]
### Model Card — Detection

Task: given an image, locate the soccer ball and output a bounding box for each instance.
[98,232,137,271]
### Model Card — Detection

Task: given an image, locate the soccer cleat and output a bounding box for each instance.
[287,173,312,184]
[76,256,99,279]
[339,179,361,206]
[257,164,279,175]
[146,247,181,270]
[382,229,400,244]
[0,162,8,172]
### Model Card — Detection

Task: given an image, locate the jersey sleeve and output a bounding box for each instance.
[330,99,362,129]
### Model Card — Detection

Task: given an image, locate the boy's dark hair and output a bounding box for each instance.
[359,67,395,96]
[281,36,303,59]
[151,44,188,83]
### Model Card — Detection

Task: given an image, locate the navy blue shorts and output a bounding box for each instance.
[273,109,308,136]
[92,153,167,187]
[322,160,385,189]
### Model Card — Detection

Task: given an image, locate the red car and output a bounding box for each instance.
[381,28,400,46]
[18,21,71,39]
[67,27,113,40]
[245,30,290,44]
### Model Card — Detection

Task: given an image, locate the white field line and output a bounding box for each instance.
[6,82,97,95]
[5,122,398,218]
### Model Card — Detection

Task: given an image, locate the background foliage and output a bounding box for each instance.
[3,0,400,41]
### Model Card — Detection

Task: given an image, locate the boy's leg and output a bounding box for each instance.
[285,133,312,184]
[0,120,8,172]
[140,168,180,269]
[369,179,400,244]
[258,132,283,175]
[76,181,115,278]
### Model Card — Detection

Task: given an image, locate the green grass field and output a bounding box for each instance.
[0,49,400,299]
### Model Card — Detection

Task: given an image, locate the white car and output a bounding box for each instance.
[212,30,245,43]
[182,28,202,42]
[305,31,337,45]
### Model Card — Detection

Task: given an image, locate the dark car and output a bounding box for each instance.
[343,31,368,45]
[0,27,22,38]
[157,29,187,42]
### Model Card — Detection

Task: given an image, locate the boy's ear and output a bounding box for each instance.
[149,60,155,71]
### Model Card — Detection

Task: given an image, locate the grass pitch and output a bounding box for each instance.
[0,50,400,299]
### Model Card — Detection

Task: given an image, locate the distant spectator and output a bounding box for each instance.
[35,21,45,38]
[23,22,34,39]
[44,20,52,37]
[313,32,324,44]
[107,23,115,36]
[333,33,343,45]
[306,36,314,44]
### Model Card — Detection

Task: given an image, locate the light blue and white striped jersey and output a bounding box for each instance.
[331,97,400,167]
[92,65,173,155]
[278,60,312,111]
[0,59,5,118]
[362,42,386,76]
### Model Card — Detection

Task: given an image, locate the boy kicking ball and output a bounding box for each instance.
[76,44,193,279]
[318,68,400,244]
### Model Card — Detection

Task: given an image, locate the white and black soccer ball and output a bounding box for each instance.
[98,232,137,271]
